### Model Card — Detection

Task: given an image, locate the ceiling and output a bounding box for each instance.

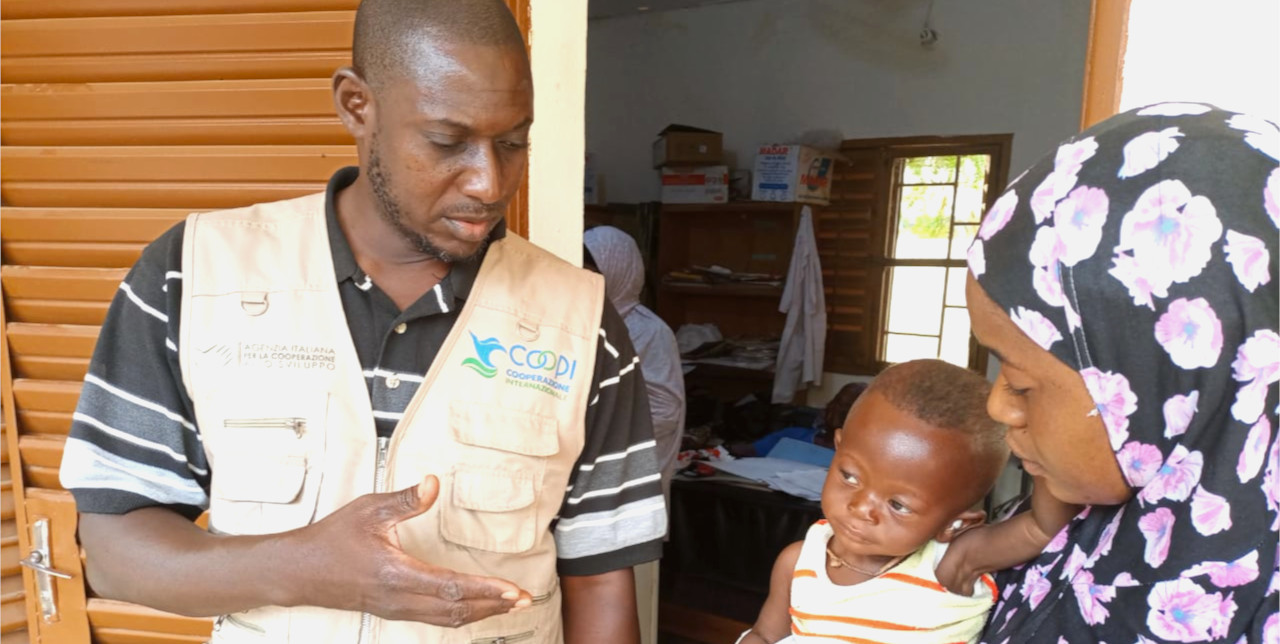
[588,0,754,20]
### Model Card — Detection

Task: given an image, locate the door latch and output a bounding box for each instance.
[18,518,74,622]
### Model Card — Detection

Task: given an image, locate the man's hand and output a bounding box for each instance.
[288,476,532,626]
[80,476,530,627]
[935,526,986,596]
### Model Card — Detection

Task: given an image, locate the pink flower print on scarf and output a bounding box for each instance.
[1030,226,1068,307]
[1264,612,1278,644]
[1190,485,1233,535]
[1030,137,1099,223]
[1263,438,1279,531]
[1227,113,1280,162]
[979,190,1019,240]
[1155,298,1225,370]
[1108,252,1162,308]
[1164,391,1200,438]
[1146,578,1238,642]
[1223,230,1272,293]
[1021,563,1053,610]
[1053,186,1110,265]
[1089,506,1126,562]
[1138,507,1176,567]
[967,239,986,279]
[1071,570,1117,625]
[1009,306,1063,351]
[1045,522,1070,554]
[1265,168,1280,229]
[1183,550,1261,589]
[1119,127,1183,179]
[1140,444,1205,505]
[1230,329,1280,424]
[1137,103,1212,117]
[1118,442,1164,488]
[1062,545,1090,581]
[1237,416,1271,483]
[1080,367,1139,450]
[1111,179,1224,310]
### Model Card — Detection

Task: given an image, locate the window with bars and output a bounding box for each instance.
[819,135,1011,375]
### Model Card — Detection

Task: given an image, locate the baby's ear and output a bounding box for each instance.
[935,509,986,543]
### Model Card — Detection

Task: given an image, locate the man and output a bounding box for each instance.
[58,1,666,642]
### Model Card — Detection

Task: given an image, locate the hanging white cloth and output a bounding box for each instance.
[583,226,686,495]
[772,206,826,403]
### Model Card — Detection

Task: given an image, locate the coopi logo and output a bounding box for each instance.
[461,331,579,400]
[462,332,506,379]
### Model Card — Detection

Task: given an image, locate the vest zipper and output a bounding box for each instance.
[470,630,535,644]
[222,417,306,437]
[213,613,266,636]
[358,436,392,643]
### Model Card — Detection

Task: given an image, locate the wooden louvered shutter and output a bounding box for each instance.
[0,1,529,640]
[818,146,890,375]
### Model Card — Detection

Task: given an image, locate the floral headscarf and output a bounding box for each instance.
[971,103,1279,642]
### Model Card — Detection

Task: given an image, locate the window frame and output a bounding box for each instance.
[826,134,1012,376]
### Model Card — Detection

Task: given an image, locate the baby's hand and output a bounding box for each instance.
[935,527,986,596]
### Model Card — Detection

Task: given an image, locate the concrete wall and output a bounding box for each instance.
[586,0,1091,203]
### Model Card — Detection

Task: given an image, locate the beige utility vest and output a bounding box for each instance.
[178,192,604,643]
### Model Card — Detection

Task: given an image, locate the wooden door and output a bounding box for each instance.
[0,1,530,640]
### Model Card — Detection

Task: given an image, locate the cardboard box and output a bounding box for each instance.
[653,124,723,168]
[750,144,836,205]
[660,165,729,204]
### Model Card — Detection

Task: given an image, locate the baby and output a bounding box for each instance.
[740,360,1010,644]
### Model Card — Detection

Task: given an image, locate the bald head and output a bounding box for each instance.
[352,0,527,89]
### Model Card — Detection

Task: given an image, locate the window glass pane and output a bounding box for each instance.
[955,155,991,223]
[945,266,968,307]
[949,224,978,260]
[901,156,958,185]
[884,333,941,364]
[885,266,945,335]
[893,186,954,259]
[939,306,973,368]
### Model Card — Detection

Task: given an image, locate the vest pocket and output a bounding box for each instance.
[205,393,328,535]
[450,403,560,457]
[441,467,537,553]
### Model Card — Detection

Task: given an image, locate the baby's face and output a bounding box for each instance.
[821,391,979,560]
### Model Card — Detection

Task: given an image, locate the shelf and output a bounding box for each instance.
[659,201,802,214]
[683,363,775,382]
[660,282,783,298]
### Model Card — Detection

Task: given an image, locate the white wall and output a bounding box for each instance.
[586,0,1092,203]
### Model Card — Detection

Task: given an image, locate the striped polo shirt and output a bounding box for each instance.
[60,167,666,576]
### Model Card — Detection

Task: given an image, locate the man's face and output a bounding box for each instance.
[364,43,532,262]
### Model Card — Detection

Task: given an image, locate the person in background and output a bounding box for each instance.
[584,225,685,644]
[946,103,1278,641]
[584,225,686,494]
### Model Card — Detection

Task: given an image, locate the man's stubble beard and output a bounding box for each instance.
[366,136,498,265]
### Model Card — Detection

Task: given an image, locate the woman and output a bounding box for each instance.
[964,103,1278,641]
[584,225,686,493]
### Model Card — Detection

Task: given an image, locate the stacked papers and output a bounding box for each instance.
[706,457,828,501]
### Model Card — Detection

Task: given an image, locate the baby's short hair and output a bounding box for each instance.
[863,359,1007,493]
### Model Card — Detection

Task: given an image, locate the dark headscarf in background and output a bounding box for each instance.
[970,103,1278,642]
